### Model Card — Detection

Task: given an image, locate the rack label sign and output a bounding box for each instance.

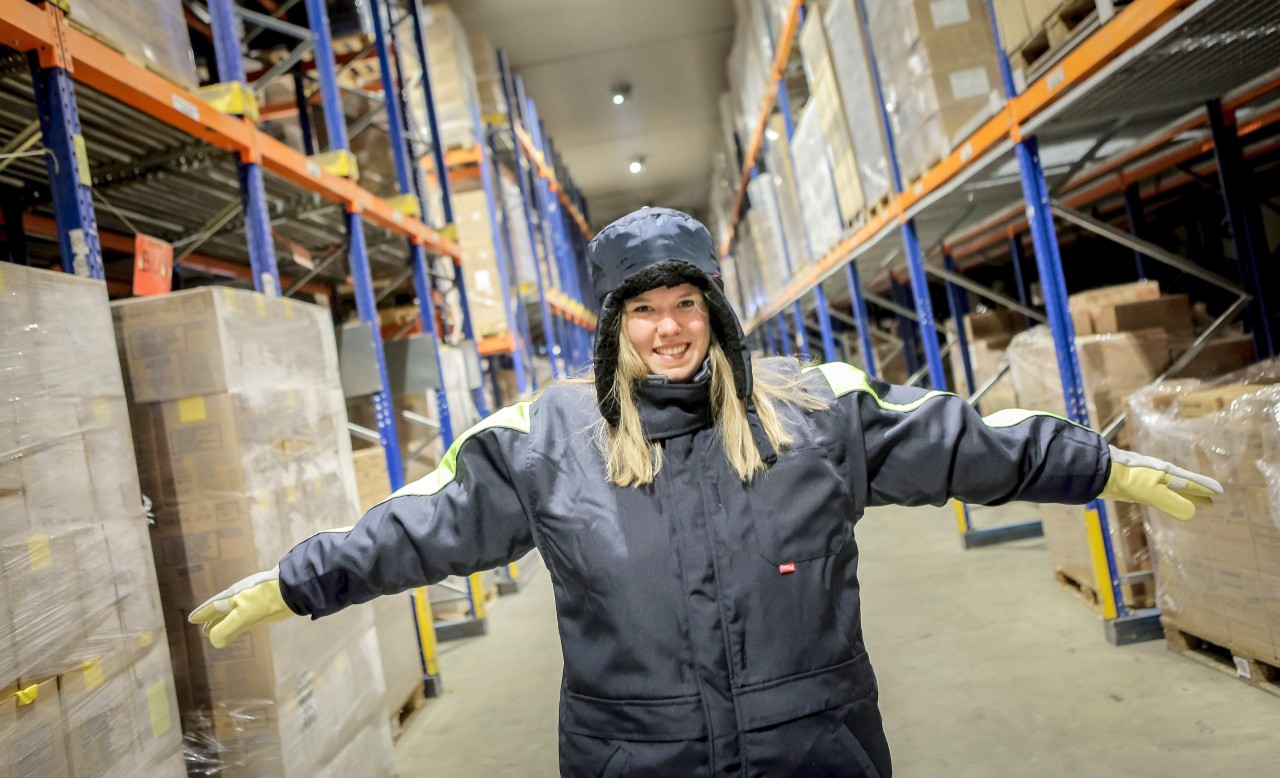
[134,233,174,296]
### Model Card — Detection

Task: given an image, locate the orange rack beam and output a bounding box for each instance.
[512,123,594,239]
[0,0,460,261]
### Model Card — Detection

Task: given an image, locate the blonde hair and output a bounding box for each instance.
[567,318,828,486]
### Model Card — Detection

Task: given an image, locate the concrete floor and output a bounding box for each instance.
[394,504,1279,777]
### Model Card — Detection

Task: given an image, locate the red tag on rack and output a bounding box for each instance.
[133,234,173,296]
[778,562,796,574]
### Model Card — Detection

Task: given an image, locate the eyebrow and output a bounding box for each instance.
[628,290,700,304]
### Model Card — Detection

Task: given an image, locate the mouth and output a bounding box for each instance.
[653,344,690,359]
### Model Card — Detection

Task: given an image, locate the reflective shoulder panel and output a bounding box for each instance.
[981,407,1076,428]
[385,401,533,501]
[804,362,951,413]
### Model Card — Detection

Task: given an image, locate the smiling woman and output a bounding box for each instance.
[623,283,711,382]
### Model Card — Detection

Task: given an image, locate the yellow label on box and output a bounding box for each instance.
[313,477,323,495]
[92,396,111,423]
[0,264,6,291]
[27,535,52,571]
[221,288,238,312]
[147,681,172,736]
[83,657,105,691]
[283,298,295,319]
[286,484,297,504]
[178,396,207,423]
[255,296,267,318]
[15,684,39,706]
[138,631,154,648]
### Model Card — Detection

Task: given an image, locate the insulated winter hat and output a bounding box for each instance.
[588,208,754,428]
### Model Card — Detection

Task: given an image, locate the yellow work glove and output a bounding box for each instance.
[188,567,296,648]
[1100,445,1223,521]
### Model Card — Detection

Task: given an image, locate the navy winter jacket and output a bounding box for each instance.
[279,360,1110,777]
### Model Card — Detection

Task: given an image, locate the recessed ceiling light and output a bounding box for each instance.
[611,83,632,105]
[629,159,644,174]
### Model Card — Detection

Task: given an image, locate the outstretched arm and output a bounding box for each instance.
[191,403,536,647]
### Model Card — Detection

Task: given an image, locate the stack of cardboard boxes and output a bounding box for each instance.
[1009,281,1255,608]
[112,288,395,776]
[0,262,185,777]
[799,10,866,231]
[453,188,515,340]
[864,0,1004,184]
[350,447,428,730]
[1010,282,1180,607]
[422,3,483,150]
[1129,364,1280,671]
[67,0,198,90]
[947,308,1025,412]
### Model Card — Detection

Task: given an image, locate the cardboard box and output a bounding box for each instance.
[370,594,424,722]
[1091,294,1193,341]
[453,190,513,339]
[2,531,89,680]
[1178,334,1256,379]
[0,679,72,778]
[59,648,140,778]
[993,0,1032,49]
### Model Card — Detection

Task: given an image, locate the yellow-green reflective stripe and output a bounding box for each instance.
[981,407,1070,427]
[383,401,533,503]
[804,362,951,412]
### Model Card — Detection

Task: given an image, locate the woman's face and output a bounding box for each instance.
[623,283,711,382]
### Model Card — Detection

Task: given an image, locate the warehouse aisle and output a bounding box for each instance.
[394,507,1277,777]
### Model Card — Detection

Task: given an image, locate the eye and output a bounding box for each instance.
[629,304,654,314]
[677,299,696,309]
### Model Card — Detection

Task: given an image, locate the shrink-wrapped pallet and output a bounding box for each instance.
[112,288,395,777]
[864,0,1003,184]
[1129,362,1280,671]
[0,261,185,777]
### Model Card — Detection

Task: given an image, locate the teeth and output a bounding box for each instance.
[655,345,687,356]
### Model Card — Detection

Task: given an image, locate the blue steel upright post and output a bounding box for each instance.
[304,0,404,486]
[942,250,977,397]
[854,0,947,389]
[983,0,1151,643]
[404,0,491,416]
[369,0,454,448]
[208,0,280,295]
[26,7,102,278]
[845,263,877,375]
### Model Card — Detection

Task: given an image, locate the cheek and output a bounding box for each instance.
[626,319,653,350]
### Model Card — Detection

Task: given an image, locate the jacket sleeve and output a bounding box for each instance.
[278,403,536,618]
[808,363,1110,508]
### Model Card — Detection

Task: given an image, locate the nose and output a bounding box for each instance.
[657,315,681,337]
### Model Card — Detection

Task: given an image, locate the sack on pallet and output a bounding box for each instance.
[0,262,186,776]
[1128,360,1280,666]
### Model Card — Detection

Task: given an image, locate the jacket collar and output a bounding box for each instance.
[635,361,712,441]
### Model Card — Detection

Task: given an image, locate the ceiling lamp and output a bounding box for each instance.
[629,158,645,174]
[611,83,632,105]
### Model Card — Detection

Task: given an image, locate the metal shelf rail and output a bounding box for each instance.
[719,0,1280,644]
[0,0,505,695]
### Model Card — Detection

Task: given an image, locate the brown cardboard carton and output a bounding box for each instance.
[59,647,141,778]
[2,531,88,680]
[964,308,1022,342]
[1178,334,1256,379]
[353,447,393,514]
[993,0,1031,49]
[1091,294,1193,340]
[0,679,72,778]
[17,399,96,524]
[370,594,424,719]
[128,641,184,776]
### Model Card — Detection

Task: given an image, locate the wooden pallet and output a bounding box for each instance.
[1053,567,1155,611]
[866,193,893,222]
[1010,0,1121,74]
[389,681,428,741]
[1162,619,1280,698]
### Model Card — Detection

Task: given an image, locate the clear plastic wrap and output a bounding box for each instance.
[822,0,893,208]
[799,9,866,228]
[421,4,483,150]
[111,287,395,777]
[468,32,508,120]
[453,188,514,339]
[761,115,812,270]
[863,0,1003,184]
[69,0,199,91]
[746,173,795,291]
[500,175,539,289]
[1,261,185,777]
[791,101,844,258]
[1128,361,1280,664]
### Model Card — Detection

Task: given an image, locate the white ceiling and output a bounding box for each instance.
[442,0,736,230]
